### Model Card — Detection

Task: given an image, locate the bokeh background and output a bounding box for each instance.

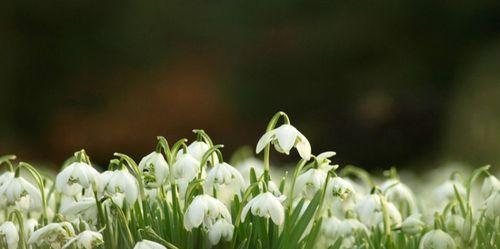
[2,1,500,171]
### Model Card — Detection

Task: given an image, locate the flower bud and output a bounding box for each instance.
[0,221,19,249]
[419,229,456,249]
[134,240,167,249]
[401,214,425,235]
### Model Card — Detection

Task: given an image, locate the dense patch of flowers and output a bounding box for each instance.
[0,111,498,249]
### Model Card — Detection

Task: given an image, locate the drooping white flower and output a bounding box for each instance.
[62,230,103,249]
[56,162,101,196]
[242,192,285,225]
[133,240,167,249]
[295,168,327,200]
[206,162,245,193]
[138,152,169,188]
[484,190,500,219]
[183,195,232,231]
[172,152,201,182]
[316,151,338,172]
[186,141,218,164]
[355,194,402,228]
[0,171,14,186]
[256,124,311,160]
[60,197,98,225]
[320,217,367,248]
[380,179,418,216]
[100,168,138,205]
[207,219,234,245]
[481,175,500,199]
[28,222,75,249]
[432,180,466,204]
[445,213,465,237]
[327,177,356,201]
[0,175,42,210]
[419,229,456,249]
[0,221,19,249]
[401,214,425,235]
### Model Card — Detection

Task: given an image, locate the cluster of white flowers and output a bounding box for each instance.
[0,112,498,249]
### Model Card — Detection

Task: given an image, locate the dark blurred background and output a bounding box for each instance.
[1,1,500,171]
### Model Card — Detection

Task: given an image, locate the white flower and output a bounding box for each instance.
[321,216,343,238]
[207,219,234,245]
[0,171,14,186]
[56,162,101,196]
[327,177,355,201]
[256,124,311,160]
[100,168,138,205]
[23,218,38,238]
[172,152,201,182]
[139,152,169,188]
[295,168,327,200]
[0,175,42,210]
[29,222,75,249]
[321,217,367,248]
[60,197,98,225]
[419,229,456,249]
[235,158,264,183]
[0,221,19,249]
[316,151,338,172]
[242,192,285,225]
[62,230,103,249]
[380,179,418,216]
[184,195,232,231]
[481,175,500,199]
[445,214,465,236]
[432,180,466,204]
[484,190,500,219]
[206,162,245,192]
[186,141,218,164]
[134,240,167,249]
[355,194,402,228]
[401,214,425,235]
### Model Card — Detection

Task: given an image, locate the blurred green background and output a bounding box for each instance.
[1,1,500,170]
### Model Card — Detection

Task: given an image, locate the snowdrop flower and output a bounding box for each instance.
[242,192,285,225]
[134,240,166,249]
[0,171,14,186]
[139,152,169,188]
[481,175,500,199]
[256,124,311,160]
[316,151,338,172]
[208,219,234,245]
[206,162,245,192]
[401,214,425,235]
[380,179,418,216]
[327,177,356,201]
[419,229,456,249]
[100,168,138,205]
[432,180,466,204]
[235,158,264,183]
[355,194,402,228]
[321,216,343,239]
[172,152,201,182]
[445,214,465,236]
[56,161,101,196]
[29,222,75,249]
[295,168,327,200]
[0,221,19,249]
[184,195,232,231]
[186,141,218,164]
[60,197,98,225]
[23,218,38,238]
[62,230,103,249]
[484,190,500,219]
[321,217,367,248]
[0,175,42,210]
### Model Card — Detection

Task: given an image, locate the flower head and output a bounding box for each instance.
[183,194,232,231]
[419,229,456,249]
[134,240,167,249]
[0,221,19,249]
[206,162,245,190]
[139,152,169,188]
[56,162,101,196]
[173,152,201,182]
[295,168,327,200]
[256,124,311,160]
[0,175,42,210]
[186,141,219,164]
[481,175,500,199]
[60,197,98,225]
[100,168,138,205]
[208,219,234,245]
[28,222,75,249]
[355,194,402,228]
[401,214,425,235]
[380,179,418,216]
[327,177,356,201]
[62,230,103,249]
[242,192,285,225]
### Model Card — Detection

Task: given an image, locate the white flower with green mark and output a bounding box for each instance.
[206,162,245,191]
[134,240,167,249]
[316,151,338,172]
[419,229,456,249]
[60,197,98,225]
[184,194,232,231]
[139,152,169,188]
[62,230,103,249]
[355,194,402,228]
[208,219,234,245]
[56,161,101,196]
[186,141,219,164]
[380,179,418,216]
[29,222,75,249]
[100,168,138,205]
[295,168,327,200]
[173,152,201,182]
[401,214,425,235]
[0,221,19,249]
[0,175,42,210]
[327,177,356,201]
[256,124,311,160]
[242,192,285,225]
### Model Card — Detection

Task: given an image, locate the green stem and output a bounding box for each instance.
[9,210,27,249]
[18,162,48,225]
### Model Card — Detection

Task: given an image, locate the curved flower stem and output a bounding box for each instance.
[341,165,375,188]
[193,129,216,165]
[0,155,16,172]
[262,111,290,182]
[114,153,146,206]
[18,162,48,225]
[9,210,27,249]
[287,159,308,214]
[314,170,332,221]
[198,145,224,179]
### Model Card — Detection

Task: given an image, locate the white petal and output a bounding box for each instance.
[256,130,276,154]
[274,125,298,154]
